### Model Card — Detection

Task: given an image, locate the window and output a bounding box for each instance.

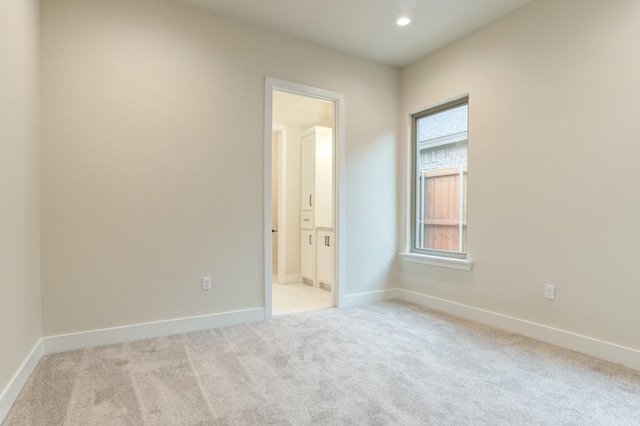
[411,97,468,259]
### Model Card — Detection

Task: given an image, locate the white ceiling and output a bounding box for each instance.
[178,0,533,67]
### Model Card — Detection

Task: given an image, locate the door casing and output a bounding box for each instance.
[263,77,346,318]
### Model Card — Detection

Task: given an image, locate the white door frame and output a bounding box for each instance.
[272,125,287,286]
[264,77,346,318]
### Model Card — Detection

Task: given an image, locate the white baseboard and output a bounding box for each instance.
[277,274,303,284]
[0,339,43,424]
[43,308,265,354]
[342,288,400,308]
[400,289,640,371]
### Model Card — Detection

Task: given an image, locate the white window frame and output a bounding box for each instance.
[400,96,473,271]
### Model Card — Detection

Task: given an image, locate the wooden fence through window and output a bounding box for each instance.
[417,166,467,253]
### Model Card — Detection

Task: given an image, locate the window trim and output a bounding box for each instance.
[410,96,469,261]
[399,252,473,271]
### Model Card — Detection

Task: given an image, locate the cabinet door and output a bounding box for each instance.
[317,231,334,286]
[301,137,315,210]
[300,231,314,281]
[314,130,333,227]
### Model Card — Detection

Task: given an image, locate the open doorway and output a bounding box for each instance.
[264,78,345,318]
[272,92,333,315]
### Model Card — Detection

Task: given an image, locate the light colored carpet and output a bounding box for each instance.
[3,301,640,425]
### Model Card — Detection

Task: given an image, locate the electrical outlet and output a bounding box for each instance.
[544,284,555,300]
[202,276,212,291]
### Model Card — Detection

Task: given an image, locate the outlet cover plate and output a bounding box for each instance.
[202,277,212,291]
[544,284,555,300]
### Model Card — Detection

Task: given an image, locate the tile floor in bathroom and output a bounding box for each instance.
[272,278,332,315]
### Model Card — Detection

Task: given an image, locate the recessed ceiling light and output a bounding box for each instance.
[396,16,411,26]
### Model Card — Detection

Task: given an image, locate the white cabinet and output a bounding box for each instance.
[301,138,315,210]
[300,126,332,287]
[300,126,332,228]
[300,230,314,282]
[317,229,334,288]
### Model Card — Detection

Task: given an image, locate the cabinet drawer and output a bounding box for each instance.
[301,211,314,229]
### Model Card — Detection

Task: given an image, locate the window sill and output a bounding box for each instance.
[399,252,473,271]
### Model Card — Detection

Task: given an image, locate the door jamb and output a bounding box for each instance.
[272,125,287,286]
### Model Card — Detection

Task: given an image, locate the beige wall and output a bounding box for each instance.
[40,0,399,335]
[400,0,640,350]
[0,0,41,398]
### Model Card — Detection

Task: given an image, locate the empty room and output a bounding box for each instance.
[1,0,639,424]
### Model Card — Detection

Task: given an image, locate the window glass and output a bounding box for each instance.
[413,99,468,258]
